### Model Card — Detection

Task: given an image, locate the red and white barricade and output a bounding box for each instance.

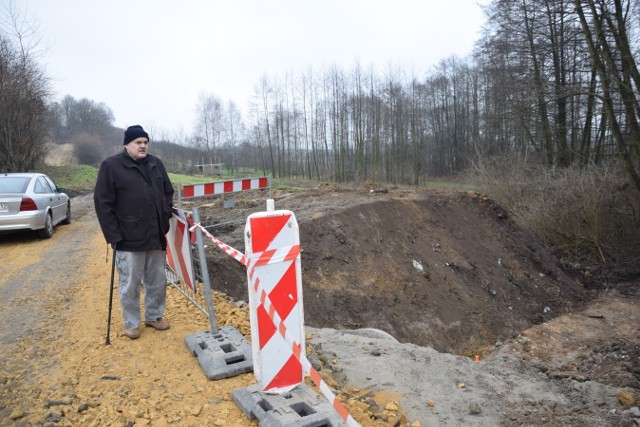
[192,201,361,425]
[181,177,269,199]
[244,201,305,393]
[166,208,194,291]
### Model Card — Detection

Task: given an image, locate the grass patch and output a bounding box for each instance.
[168,173,225,185]
[422,178,473,191]
[40,165,468,202]
[41,165,98,192]
[40,165,265,193]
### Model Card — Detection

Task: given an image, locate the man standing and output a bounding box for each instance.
[94,125,174,339]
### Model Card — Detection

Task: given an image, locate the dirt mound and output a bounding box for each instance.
[201,186,589,355]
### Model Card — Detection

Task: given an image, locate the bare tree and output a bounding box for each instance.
[51,96,114,138]
[266,76,278,176]
[0,3,51,171]
[574,0,640,191]
[194,92,224,167]
[351,60,367,184]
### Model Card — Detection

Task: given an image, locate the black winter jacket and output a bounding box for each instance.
[94,151,174,251]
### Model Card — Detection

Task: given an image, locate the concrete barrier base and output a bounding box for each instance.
[184,325,253,380]
[232,383,347,426]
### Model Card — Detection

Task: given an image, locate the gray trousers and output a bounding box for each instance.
[116,250,167,329]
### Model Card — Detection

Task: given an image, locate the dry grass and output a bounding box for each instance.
[43,142,77,166]
[466,154,639,264]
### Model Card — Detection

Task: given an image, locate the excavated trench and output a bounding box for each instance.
[196,189,589,355]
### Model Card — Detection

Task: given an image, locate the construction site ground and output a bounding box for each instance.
[0,182,638,426]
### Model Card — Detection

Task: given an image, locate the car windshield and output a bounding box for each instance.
[0,177,31,193]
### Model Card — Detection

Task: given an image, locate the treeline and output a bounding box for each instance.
[0,24,49,172]
[1,0,639,193]
[243,0,640,190]
[48,95,208,173]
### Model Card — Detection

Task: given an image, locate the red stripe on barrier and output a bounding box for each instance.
[166,242,176,272]
[284,245,300,261]
[183,185,194,198]
[242,179,251,190]
[223,180,232,193]
[268,300,276,320]
[174,219,193,289]
[256,249,276,266]
[292,342,301,359]
[186,215,196,244]
[250,215,291,252]
[266,355,302,391]
[257,305,276,349]
[334,399,351,421]
[271,262,298,319]
[204,183,214,195]
[259,177,268,188]
[310,367,322,386]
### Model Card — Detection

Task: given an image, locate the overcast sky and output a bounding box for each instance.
[18,1,488,137]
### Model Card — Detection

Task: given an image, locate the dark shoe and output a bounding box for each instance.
[144,319,170,331]
[123,327,140,339]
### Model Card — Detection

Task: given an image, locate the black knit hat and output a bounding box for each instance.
[123,125,149,145]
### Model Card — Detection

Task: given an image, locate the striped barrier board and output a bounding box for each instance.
[166,209,195,291]
[244,207,305,393]
[190,203,361,426]
[181,177,269,199]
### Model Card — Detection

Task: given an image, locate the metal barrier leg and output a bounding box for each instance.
[184,207,253,380]
[192,207,218,334]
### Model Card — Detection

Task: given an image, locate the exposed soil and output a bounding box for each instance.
[0,182,639,426]
[200,184,590,355]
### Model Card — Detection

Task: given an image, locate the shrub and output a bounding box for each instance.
[467,154,639,265]
[72,133,106,166]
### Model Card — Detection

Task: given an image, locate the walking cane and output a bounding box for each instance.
[105,243,117,345]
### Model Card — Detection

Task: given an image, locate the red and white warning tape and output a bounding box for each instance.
[189,222,361,427]
[195,224,247,265]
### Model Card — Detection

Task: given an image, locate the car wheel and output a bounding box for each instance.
[61,203,71,225]
[38,212,53,239]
